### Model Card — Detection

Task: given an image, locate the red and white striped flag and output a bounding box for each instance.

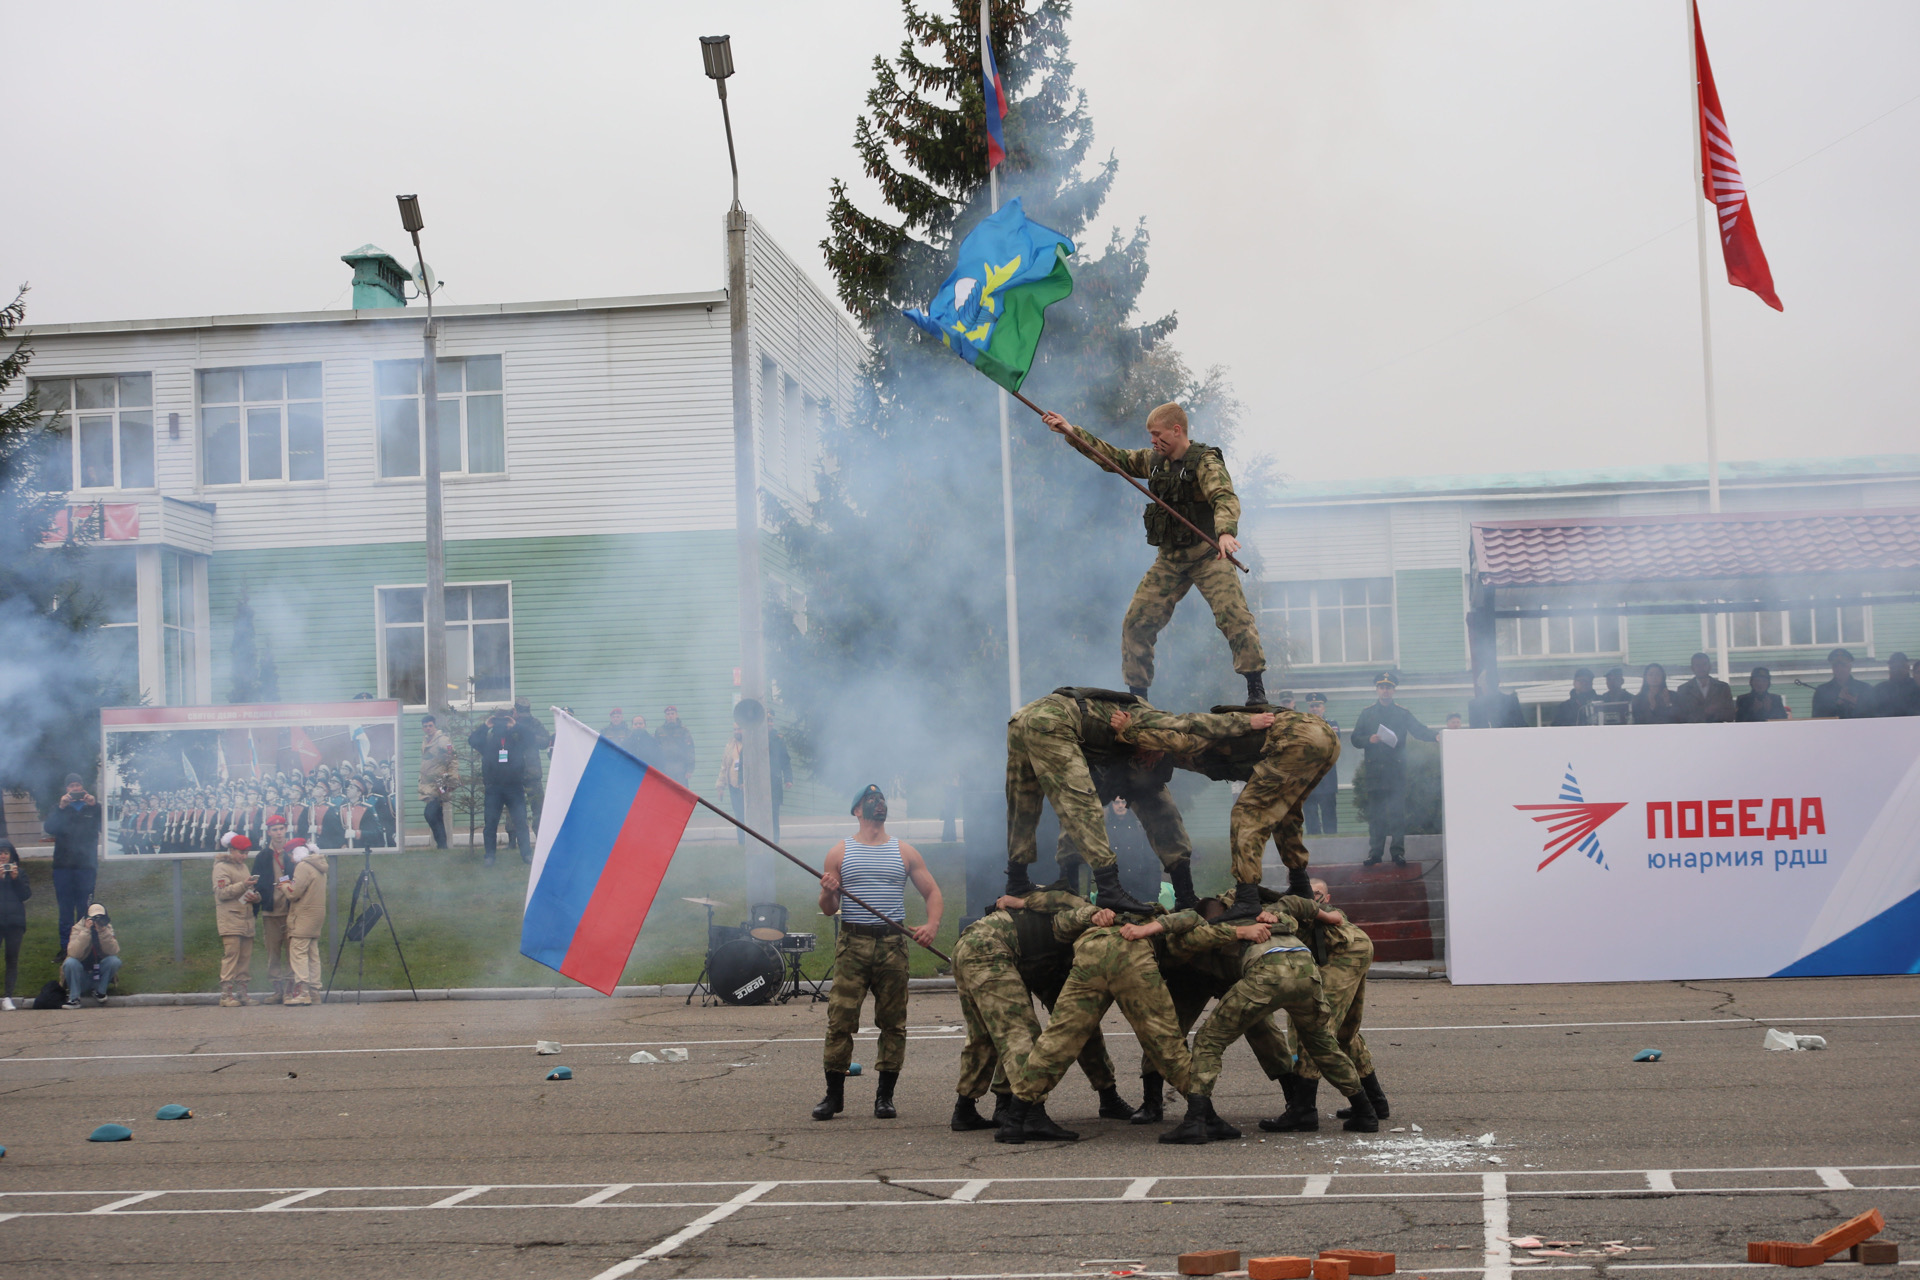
[1693,2,1782,311]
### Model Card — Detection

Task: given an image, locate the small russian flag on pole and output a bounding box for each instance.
[520,709,697,995]
[981,7,1006,170]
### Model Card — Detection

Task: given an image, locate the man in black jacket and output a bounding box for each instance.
[44,774,101,943]
[469,708,539,866]
[1552,669,1600,727]
[1811,649,1878,719]
[1351,674,1437,867]
[1875,653,1920,717]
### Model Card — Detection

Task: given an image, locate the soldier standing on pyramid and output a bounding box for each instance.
[1042,404,1267,706]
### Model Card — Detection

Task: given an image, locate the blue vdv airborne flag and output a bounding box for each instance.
[903,198,1074,394]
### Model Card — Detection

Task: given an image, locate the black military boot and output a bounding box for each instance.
[950,1096,995,1131]
[811,1071,846,1120]
[1158,1093,1221,1145]
[990,1091,1013,1127]
[1218,880,1265,921]
[1130,1073,1165,1124]
[874,1070,899,1119]
[1336,1073,1391,1120]
[994,1096,1032,1144]
[1259,1077,1320,1131]
[1204,1104,1243,1141]
[1092,865,1158,917]
[1024,1102,1080,1141]
[1245,671,1267,705]
[1167,861,1199,910]
[1340,1084,1381,1132]
[1004,860,1036,897]
[1128,685,1149,700]
[1288,865,1314,898]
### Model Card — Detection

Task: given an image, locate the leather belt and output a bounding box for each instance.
[842,921,904,938]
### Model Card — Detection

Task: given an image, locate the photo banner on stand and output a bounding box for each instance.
[1442,718,1920,984]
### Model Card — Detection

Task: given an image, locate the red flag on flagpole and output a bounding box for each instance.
[1693,2,1782,311]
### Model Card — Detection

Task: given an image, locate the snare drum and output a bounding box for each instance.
[778,931,817,953]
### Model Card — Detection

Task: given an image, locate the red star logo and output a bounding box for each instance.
[1513,801,1628,871]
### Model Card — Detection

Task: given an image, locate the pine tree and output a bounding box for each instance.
[0,286,119,812]
[777,0,1258,799]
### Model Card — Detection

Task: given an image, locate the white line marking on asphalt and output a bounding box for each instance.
[1302,1175,1332,1197]
[427,1186,491,1209]
[573,1184,637,1207]
[1482,1172,1511,1280]
[591,1181,779,1280]
[90,1191,165,1214]
[1121,1178,1158,1200]
[1646,1171,1677,1192]
[950,1181,991,1203]
[253,1189,326,1212]
[1816,1167,1854,1189]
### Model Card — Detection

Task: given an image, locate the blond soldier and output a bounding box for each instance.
[280,841,328,1006]
[1041,404,1267,705]
[212,833,258,1007]
[1264,877,1387,1132]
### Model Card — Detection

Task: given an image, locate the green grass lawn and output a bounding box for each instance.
[9,835,1239,999]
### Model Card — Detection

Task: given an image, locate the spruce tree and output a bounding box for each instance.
[778,0,1257,799]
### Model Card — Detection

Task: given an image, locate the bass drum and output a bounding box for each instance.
[708,937,783,1007]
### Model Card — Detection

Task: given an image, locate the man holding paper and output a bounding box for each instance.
[1350,673,1435,868]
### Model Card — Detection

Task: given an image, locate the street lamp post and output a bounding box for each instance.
[397,194,447,722]
[702,35,775,902]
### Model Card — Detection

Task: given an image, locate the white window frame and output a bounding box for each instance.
[196,362,326,487]
[1720,604,1872,653]
[373,354,507,480]
[1262,577,1397,667]
[374,581,515,710]
[1496,611,1628,660]
[30,373,156,492]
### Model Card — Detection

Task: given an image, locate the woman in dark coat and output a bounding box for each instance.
[1,841,34,1010]
[1632,663,1679,725]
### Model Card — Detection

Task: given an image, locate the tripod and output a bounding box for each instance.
[684,896,725,1006]
[325,836,418,1004]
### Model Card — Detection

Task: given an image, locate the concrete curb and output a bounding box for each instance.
[102,976,961,1007]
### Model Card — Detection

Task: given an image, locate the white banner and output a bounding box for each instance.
[1441,719,1920,984]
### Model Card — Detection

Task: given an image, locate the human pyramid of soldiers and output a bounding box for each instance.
[811,404,1393,1146]
[117,760,400,856]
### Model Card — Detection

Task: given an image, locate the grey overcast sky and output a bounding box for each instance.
[7,1,1917,482]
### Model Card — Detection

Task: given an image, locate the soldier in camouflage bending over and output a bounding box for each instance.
[1005,689,1274,914]
[1042,403,1267,706]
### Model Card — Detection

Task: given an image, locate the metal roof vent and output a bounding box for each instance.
[340,244,412,309]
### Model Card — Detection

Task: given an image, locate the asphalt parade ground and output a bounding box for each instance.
[0,976,1913,1280]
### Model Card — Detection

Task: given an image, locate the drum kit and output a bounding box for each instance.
[684,897,829,1007]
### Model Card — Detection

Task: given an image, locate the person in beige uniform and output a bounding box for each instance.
[281,839,329,1007]
[251,818,295,1004]
[212,833,259,1007]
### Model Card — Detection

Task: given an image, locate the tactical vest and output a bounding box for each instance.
[1012,908,1072,998]
[1143,444,1222,549]
[1053,687,1139,765]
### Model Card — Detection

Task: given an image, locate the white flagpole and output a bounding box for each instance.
[983,0,1021,714]
[1688,0,1731,679]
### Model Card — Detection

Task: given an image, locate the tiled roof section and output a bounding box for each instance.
[1471,510,1920,587]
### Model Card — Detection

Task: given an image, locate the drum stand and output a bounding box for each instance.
[777,949,828,1005]
[686,897,721,1007]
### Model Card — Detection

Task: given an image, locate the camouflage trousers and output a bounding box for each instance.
[1189,947,1361,1097]
[823,930,909,1074]
[1007,694,1115,870]
[1015,928,1191,1101]
[1229,713,1342,883]
[1056,781,1193,871]
[953,930,1115,1098]
[1152,971,1295,1081]
[1290,945,1375,1082]
[1123,543,1265,690]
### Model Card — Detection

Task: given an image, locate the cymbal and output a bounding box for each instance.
[682,896,729,907]
[750,927,786,942]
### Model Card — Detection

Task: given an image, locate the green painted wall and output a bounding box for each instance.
[1394,569,1467,674]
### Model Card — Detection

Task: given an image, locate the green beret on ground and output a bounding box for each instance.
[156,1105,193,1120]
[545,1066,573,1081]
[88,1124,133,1142]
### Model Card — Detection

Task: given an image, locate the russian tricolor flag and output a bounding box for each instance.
[982,28,1006,170]
[521,709,698,994]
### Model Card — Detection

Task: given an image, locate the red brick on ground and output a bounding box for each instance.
[1180,1251,1242,1276]
[1319,1250,1395,1276]
[1313,1258,1351,1280]
[1810,1209,1887,1258]
[1249,1258,1313,1280]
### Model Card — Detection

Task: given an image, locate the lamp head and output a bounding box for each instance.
[700,35,734,80]
[397,194,424,235]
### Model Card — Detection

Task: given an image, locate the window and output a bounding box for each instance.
[1263,578,1395,666]
[1728,606,1867,650]
[199,364,323,485]
[161,550,198,705]
[89,548,141,696]
[1497,612,1624,658]
[374,355,505,478]
[377,583,513,706]
[31,374,154,490]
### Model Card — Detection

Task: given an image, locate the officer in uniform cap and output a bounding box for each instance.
[1350,672,1436,867]
[1040,404,1268,706]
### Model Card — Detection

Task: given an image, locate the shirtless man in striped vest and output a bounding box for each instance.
[812,785,943,1122]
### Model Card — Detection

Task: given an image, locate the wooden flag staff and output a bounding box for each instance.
[1003,387,1248,574]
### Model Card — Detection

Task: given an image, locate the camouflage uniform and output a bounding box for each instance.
[1188,895,1362,1097]
[1157,917,1296,1081]
[1290,916,1376,1082]
[1122,709,1340,884]
[1008,694,1255,873]
[823,929,910,1074]
[952,893,1117,1100]
[1068,425,1264,690]
[1014,904,1200,1102]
